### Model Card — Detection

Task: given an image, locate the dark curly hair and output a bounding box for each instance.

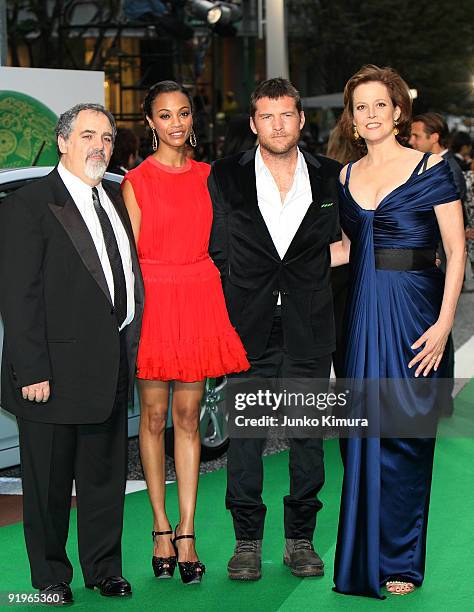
[339,64,412,152]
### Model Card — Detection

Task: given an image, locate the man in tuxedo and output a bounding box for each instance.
[209,79,342,580]
[0,104,144,604]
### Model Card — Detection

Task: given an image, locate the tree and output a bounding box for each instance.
[288,0,474,113]
[288,0,367,95]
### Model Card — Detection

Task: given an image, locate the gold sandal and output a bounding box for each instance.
[385,580,415,595]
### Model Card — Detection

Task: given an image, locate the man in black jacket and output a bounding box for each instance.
[209,79,342,580]
[409,113,467,203]
[0,104,144,603]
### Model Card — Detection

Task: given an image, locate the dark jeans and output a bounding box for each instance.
[226,314,331,540]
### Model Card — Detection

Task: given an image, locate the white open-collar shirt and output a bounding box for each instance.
[57,162,135,329]
[255,146,313,304]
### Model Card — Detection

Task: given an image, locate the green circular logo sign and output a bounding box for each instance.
[0,90,58,168]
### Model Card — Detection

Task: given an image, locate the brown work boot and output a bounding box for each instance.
[283,538,324,577]
[227,539,262,581]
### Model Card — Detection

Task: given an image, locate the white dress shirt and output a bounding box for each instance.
[255,146,313,303]
[57,162,135,329]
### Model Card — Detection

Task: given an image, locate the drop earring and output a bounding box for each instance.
[151,127,158,151]
[189,128,197,148]
[393,119,399,136]
[353,125,360,140]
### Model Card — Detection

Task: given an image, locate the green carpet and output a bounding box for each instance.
[1,379,473,611]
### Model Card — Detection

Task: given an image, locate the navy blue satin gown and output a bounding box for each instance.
[333,153,459,598]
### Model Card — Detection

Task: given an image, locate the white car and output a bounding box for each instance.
[0,167,229,468]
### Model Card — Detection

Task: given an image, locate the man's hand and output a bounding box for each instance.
[22,381,50,403]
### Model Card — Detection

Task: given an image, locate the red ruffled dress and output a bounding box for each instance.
[123,156,249,382]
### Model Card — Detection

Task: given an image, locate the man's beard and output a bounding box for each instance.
[85,150,107,181]
[259,133,300,156]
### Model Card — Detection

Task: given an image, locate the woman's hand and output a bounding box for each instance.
[408,321,451,377]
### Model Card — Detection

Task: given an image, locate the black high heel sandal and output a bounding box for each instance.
[152,530,177,579]
[172,525,205,585]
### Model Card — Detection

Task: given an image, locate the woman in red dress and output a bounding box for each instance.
[122,81,249,584]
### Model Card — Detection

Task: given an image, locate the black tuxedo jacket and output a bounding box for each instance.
[0,167,144,424]
[209,148,341,360]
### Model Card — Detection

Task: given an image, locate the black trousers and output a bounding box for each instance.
[17,333,129,589]
[226,314,331,540]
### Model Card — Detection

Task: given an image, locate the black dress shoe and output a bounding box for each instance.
[283,539,324,577]
[87,576,132,597]
[39,582,73,605]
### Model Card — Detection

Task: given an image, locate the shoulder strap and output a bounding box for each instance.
[421,152,430,172]
[414,152,431,175]
[344,161,354,187]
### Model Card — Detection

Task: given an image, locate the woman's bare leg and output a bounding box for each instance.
[138,379,175,558]
[172,381,205,562]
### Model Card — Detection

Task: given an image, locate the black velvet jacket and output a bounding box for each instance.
[209,147,341,360]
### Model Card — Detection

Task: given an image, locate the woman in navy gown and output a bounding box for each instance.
[331,65,466,598]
